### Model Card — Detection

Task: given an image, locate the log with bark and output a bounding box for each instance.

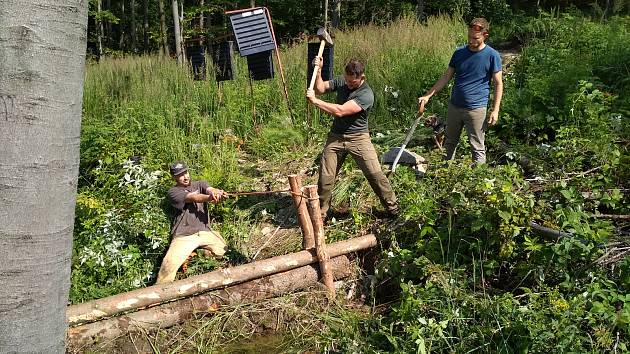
[67,255,352,349]
[288,174,314,249]
[305,185,335,295]
[67,235,377,326]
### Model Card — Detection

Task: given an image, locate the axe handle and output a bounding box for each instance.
[308,40,327,90]
[391,113,424,173]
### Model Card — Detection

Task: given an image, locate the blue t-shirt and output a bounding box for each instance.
[449,45,502,109]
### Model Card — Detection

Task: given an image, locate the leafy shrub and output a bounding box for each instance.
[71,159,170,302]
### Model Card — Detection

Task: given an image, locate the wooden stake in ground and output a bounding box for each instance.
[288,174,314,249]
[304,185,335,296]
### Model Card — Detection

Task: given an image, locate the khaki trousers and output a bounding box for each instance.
[318,132,398,218]
[444,103,488,164]
[155,230,227,284]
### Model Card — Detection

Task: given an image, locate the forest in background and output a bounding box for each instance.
[87,0,630,58]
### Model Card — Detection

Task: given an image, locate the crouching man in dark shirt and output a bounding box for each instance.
[155,161,228,284]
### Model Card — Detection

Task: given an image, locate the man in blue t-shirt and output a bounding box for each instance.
[418,17,503,164]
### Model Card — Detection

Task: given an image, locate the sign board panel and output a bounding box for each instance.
[228,8,276,56]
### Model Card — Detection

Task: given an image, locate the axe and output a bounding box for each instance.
[308,27,333,90]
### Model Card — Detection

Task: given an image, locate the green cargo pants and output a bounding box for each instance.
[444,103,488,164]
[318,132,398,218]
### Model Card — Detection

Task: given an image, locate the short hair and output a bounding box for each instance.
[470,17,490,33]
[344,59,365,77]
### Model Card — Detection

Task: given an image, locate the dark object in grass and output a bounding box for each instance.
[307,42,334,83]
[186,45,206,81]
[210,41,235,81]
[247,50,274,80]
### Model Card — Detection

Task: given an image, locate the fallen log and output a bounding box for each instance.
[67,255,351,349]
[529,221,572,240]
[67,234,377,326]
[592,214,630,221]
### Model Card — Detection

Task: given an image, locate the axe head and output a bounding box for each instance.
[316,27,333,45]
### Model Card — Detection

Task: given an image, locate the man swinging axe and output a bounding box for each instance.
[306,28,399,221]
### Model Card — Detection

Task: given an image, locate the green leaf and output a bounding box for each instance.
[498,210,512,222]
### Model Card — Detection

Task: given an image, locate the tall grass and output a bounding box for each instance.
[81,15,463,177]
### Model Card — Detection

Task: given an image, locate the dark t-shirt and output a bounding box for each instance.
[326,76,374,134]
[168,180,211,237]
[449,45,502,109]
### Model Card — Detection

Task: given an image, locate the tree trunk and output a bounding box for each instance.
[131,0,137,52]
[106,0,112,48]
[143,0,149,52]
[97,0,104,58]
[199,0,205,46]
[118,0,126,50]
[332,0,341,28]
[0,1,87,352]
[158,0,170,56]
[180,0,186,62]
[324,0,329,27]
[67,255,352,348]
[67,234,377,326]
[416,0,425,22]
[172,0,183,64]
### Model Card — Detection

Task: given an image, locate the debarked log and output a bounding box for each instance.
[67,235,377,326]
[67,255,352,349]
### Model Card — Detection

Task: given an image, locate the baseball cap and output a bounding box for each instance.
[170,161,188,176]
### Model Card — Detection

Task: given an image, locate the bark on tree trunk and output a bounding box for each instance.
[288,175,315,249]
[118,0,126,50]
[106,0,112,48]
[131,0,137,52]
[199,0,205,46]
[0,1,87,352]
[304,186,335,296]
[143,0,149,52]
[67,235,377,326]
[332,0,341,28]
[416,0,425,22]
[67,255,351,348]
[158,0,170,56]
[172,0,183,64]
[97,0,104,58]
[179,1,186,62]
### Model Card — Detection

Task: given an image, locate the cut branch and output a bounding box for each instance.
[592,214,630,221]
